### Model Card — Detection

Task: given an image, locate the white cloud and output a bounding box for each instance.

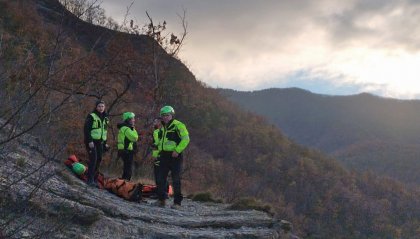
[100,0,420,99]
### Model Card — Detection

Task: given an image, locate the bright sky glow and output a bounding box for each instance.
[100,0,420,99]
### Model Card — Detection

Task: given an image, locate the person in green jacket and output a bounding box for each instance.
[154,105,190,209]
[117,112,139,181]
[84,100,109,187]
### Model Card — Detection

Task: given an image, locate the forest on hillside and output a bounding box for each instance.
[1,1,420,238]
[221,88,420,186]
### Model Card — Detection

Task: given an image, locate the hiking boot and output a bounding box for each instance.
[171,203,181,210]
[153,199,166,207]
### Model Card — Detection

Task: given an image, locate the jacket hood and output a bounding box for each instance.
[117,121,132,129]
[117,122,125,129]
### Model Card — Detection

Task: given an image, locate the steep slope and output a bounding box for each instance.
[0,123,279,238]
[2,1,420,238]
[220,88,420,185]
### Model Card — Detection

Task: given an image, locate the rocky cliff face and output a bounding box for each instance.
[0,1,299,237]
[0,127,288,238]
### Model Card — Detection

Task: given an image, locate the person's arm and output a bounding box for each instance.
[84,115,93,144]
[104,116,110,147]
[125,127,139,142]
[152,129,160,147]
[174,123,190,154]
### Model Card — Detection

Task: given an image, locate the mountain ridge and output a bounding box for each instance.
[2,1,420,237]
[220,87,420,184]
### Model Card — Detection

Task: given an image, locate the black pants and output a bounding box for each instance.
[86,141,104,182]
[154,159,169,199]
[119,150,134,181]
[156,154,183,204]
[153,159,159,185]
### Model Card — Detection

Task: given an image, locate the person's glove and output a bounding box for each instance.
[172,151,179,158]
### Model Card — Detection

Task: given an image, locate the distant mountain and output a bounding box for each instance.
[220,87,420,185]
[2,1,420,238]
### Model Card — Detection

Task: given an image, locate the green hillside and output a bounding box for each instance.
[2,1,420,238]
[220,87,420,185]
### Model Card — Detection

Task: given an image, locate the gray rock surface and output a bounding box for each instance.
[0,132,282,238]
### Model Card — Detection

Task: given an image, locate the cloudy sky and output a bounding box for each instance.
[100,0,420,99]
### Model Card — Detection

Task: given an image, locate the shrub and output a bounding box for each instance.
[191,192,223,203]
[57,169,76,186]
[16,157,26,168]
[228,197,272,214]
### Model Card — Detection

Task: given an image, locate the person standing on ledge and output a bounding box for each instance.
[117,112,139,181]
[84,100,109,187]
[154,106,190,209]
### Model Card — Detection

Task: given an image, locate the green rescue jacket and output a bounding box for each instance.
[152,128,160,158]
[90,112,109,141]
[158,119,190,154]
[117,123,139,151]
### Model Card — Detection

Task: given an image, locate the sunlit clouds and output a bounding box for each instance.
[101,0,420,99]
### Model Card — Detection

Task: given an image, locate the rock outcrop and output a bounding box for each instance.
[0,132,287,238]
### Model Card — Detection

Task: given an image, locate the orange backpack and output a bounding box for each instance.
[141,184,158,198]
[141,184,173,198]
[104,178,142,202]
[64,154,79,167]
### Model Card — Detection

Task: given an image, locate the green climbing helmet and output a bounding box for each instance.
[160,106,175,116]
[72,162,86,176]
[122,112,135,121]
